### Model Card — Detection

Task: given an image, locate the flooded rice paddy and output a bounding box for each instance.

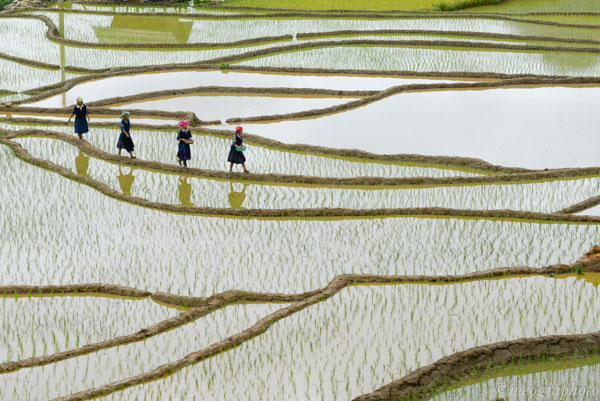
[2,0,600,399]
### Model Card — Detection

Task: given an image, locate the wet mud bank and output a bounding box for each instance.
[353,333,600,401]
[48,259,600,401]
[12,128,600,189]
[1,13,295,50]
[86,86,375,108]
[152,259,600,308]
[0,283,151,298]
[4,132,600,221]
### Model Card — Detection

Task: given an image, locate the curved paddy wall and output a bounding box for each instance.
[3,4,600,400]
[353,332,600,401]
[42,260,600,401]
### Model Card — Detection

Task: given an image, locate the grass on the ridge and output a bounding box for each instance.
[221,0,504,11]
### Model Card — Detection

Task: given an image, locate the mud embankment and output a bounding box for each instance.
[0,283,151,298]
[2,13,294,50]
[0,104,216,124]
[353,334,600,401]
[3,131,600,221]
[49,259,600,401]
[558,194,600,214]
[86,86,375,108]
[29,7,600,31]
[4,258,599,384]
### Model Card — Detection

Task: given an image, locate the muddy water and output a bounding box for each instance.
[237,86,600,169]
[112,277,600,400]
[28,71,458,108]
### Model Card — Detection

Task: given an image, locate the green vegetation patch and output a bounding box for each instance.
[0,0,13,10]
[435,0,505,11]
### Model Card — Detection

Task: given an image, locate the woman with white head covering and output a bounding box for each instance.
[67,96,90,140]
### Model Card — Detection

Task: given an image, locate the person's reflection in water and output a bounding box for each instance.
[117,166,135,196]
[74,151,89,176]
[228,182,248,209]
[178,176,193,206]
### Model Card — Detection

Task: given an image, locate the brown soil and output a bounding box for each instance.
[11,128,600,191]
[353,332,600,401]
[557,194,600,214]
[296,29,600,47]
[0,283,151,298]
[87,86,376,108]
[4,131,600,221]
[49,259,600,401]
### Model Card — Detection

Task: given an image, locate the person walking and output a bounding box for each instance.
[67,97,90,140]
[227,126,248,173]
[117,111,136,159]
[176,120,193,167]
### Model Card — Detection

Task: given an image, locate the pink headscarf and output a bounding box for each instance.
[179,120,189,129]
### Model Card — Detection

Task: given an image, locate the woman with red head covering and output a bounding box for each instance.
[227,126,249,173]
[177,120,193,167]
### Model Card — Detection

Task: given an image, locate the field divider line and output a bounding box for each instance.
[0,105,214,124]
[295,28,600,47]
[6,13,600,51]
[85,86,376,108]
[221,78,600,124]
[0,120,523,174]
[1,259,597,377]
[556,194,600,215]
[4,132,600,221]
[201,5,600,17]
[48,258,600,401]
[9,128,600,189]
[2,13,295,50]
[0,307,210,375]
[203,39,600,68]
[20,7,600,30]
[13,65,570,107]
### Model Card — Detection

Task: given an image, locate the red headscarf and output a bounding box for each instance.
[235,126,243,133]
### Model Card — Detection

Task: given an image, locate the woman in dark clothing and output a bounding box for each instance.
[227,126,249,173]
[67,97,90,140]
[117,111,136,159]
[177,120,193,167]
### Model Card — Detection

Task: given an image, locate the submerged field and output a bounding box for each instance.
[2,0,600,400]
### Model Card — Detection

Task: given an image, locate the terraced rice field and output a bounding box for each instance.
[2,0,600,400]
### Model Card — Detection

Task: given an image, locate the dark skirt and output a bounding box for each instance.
[74,117,88,134]
[177,142,191,161]
[117,132,135,152]
[227,146,246,164]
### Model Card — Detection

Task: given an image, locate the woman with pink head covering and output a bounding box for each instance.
[227,126,249,173]
[176,120,193,167]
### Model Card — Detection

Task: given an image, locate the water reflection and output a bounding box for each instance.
[92,16,193,44]
[228,182,248,209]
[178,176,193,206]
[117,166,135,196]
[74,151,89,176]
